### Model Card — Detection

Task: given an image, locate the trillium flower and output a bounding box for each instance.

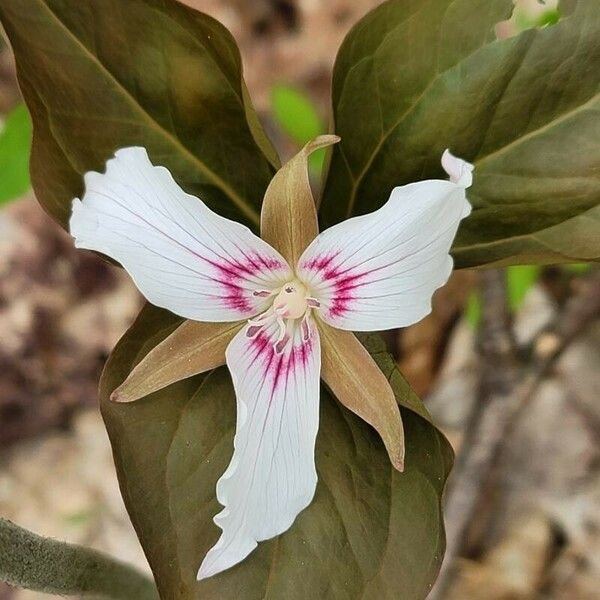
[69,136,473,580]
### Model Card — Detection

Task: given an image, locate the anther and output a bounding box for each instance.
[253,289,274,298]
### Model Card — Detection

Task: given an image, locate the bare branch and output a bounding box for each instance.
[430,269,520,599]
[430,268,600,599]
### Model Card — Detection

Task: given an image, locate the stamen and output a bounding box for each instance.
[246,324,262,338]
[275,316,287,343]
[252,289,275,298]
[274,317,292,354]
[274,305,289,318]
[275,334,290,355]
[248,311,273,326]
[248,281,316,352]
[301,312,312,342]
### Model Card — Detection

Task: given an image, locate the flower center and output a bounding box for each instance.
[272,280,309,320]
[248,281,321,352]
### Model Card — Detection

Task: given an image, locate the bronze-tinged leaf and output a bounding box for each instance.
[260,135,339,266]
[0,0,277,230]
[321,0,600,268]
[111,319,242,404]
[100,305,452,599]
[319,322,405,471]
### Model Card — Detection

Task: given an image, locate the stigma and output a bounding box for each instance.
[248,281,321,352]
[273,280,310,319]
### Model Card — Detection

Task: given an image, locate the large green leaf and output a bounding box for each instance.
[321,0,600,268]
[0,518,158,599]
[0,0,279,229]
[100,305,453,600]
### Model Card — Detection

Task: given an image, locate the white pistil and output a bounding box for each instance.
[275,312,287,345]
[249,280,317,351]
[247,310,274,327]
[273,281,309,319]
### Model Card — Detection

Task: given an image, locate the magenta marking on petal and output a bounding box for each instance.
[324,266,368,290]
[301,252,339,272]
[301,252,374,319]
[274,334,290,355]
[216,281,252,313]
[325,268,370,319]
[245,325,315,401]
[301,319,310,341]
[248,330,280,377]
[238,249,263,273]
[250,331,272,361]
[327,275,363,318]
[254,252,287,272]
[255,330,314,421]
[296,336,313,370]
[200,253,286,314]
[271,352,286,394]
[224,297,251,312]
[84,193,282,316]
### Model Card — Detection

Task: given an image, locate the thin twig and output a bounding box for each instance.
[504,268,600,439]
[430,268,600,599]
[429,269,519,600]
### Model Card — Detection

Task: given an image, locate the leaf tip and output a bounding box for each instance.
[109,389,122,403]
[304,134,341,154]
[317,133,341,145]
[391,448,405,473]
[110,386,134,403]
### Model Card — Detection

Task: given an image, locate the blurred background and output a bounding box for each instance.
[1,1,599,599]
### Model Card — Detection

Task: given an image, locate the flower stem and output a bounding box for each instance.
[0,518,158,600]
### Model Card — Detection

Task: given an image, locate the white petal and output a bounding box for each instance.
[441,149,474,187]
[70,147,292,321]
[198,317,321,579]
[298,156,472,331]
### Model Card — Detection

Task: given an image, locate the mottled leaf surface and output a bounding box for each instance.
[321,0,600,267]
[0,0,277,229]
[101,306,453,600]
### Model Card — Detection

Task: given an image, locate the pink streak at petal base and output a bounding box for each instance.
[301,252,369,320]
[248,329,314,395]
[207,253,287,314]
[301,252,339,272]
[327,270,368,319]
